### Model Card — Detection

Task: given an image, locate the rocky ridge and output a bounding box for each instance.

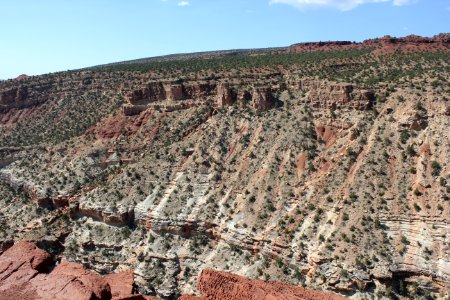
[289,34,450,54]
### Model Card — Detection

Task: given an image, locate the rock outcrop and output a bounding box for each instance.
[33,261,112,300]
[215,82,236,107]
[0,241,110,300]
[124,78,375,115]
[164,83,185,101]
[128,80,213,106]
[0,242,347,300]
[195,269,347,300]
[128,81,166,105]
[104,270,138,299]
[0,241,154,300]
[15,74,29,81]
[0,87,29,112]
[295,80,374,110]
[251,87,275,111]
[77,201,135,227]
[289,41,359,53]
[0,80,56,114]
[183,82,216,99]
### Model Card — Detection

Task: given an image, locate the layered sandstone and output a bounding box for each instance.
[252,86,276,111]
[215,82,236,107]
[302,81,374,110]
[127,80,212,106]
[124,77,373,116]
[128,81,166,105]
[164,83,185,101]
[0,80,57,114]
[184,82,216,99]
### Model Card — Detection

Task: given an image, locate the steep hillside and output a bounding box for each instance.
[0,35,449,299]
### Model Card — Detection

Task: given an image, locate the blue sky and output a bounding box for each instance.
[0,0,449,79]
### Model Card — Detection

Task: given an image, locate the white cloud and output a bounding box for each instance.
[270,0,416,11]
[392,0,416,6]
[178,1,190,6]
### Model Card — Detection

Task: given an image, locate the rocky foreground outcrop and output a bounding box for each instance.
[0,241,153,300]
[192,269,347,300]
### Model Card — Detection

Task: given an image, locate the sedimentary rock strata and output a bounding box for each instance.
[215,82,236,107]
[252,86,275,111]
[123,78,374,116]
[300,80,375,110]
[0,36,448,300]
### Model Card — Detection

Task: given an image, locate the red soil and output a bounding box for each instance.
[88,109,154,139]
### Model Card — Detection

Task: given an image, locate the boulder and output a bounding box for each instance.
[32,261,111,300]
[0,241,53,294]
[104,270,136,298]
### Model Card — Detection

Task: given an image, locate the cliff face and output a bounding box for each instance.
[298,80,375,110]
[215,82,236,107]
[122,78,373,116]
[0,38,448,300]
[0,84,53,113]
[251,86,276,111]
[128,81,166,105]
[127,80,217,107]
